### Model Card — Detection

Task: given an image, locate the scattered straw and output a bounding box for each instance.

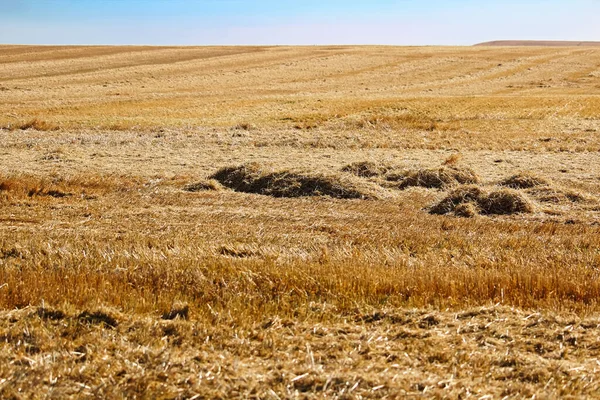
[341,161,392,178]
[183,179,223,192]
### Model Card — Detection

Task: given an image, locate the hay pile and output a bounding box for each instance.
[429,185,486,215]
[525,186,590,204]
[210,163,379,199]
[341,161,392,178]
[500,171,597,205]
[430,185,534,217]
[501,172,549,189]
[481,189,535,215]
[396,166,480,189]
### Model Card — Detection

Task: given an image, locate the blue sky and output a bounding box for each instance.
[1,0,600,45]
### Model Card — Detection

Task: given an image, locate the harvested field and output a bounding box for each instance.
[1,45,600,398]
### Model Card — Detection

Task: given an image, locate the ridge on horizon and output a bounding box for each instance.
[475,40,600,47]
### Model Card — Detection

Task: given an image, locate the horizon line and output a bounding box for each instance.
[2,40,600,47]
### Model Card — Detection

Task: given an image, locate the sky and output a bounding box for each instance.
[1,0,600,46]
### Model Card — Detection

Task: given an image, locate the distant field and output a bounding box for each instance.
[1,45,600,398]
[476,40,600,47]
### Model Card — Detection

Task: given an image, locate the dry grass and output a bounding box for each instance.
[0,174,139,200]
[182,179,223,192]
[2,119,59,131]
[1,45,600,397]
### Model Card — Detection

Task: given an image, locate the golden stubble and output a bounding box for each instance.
[1,45,600,398]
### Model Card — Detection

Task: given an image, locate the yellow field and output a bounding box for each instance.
[1,45,600,398]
